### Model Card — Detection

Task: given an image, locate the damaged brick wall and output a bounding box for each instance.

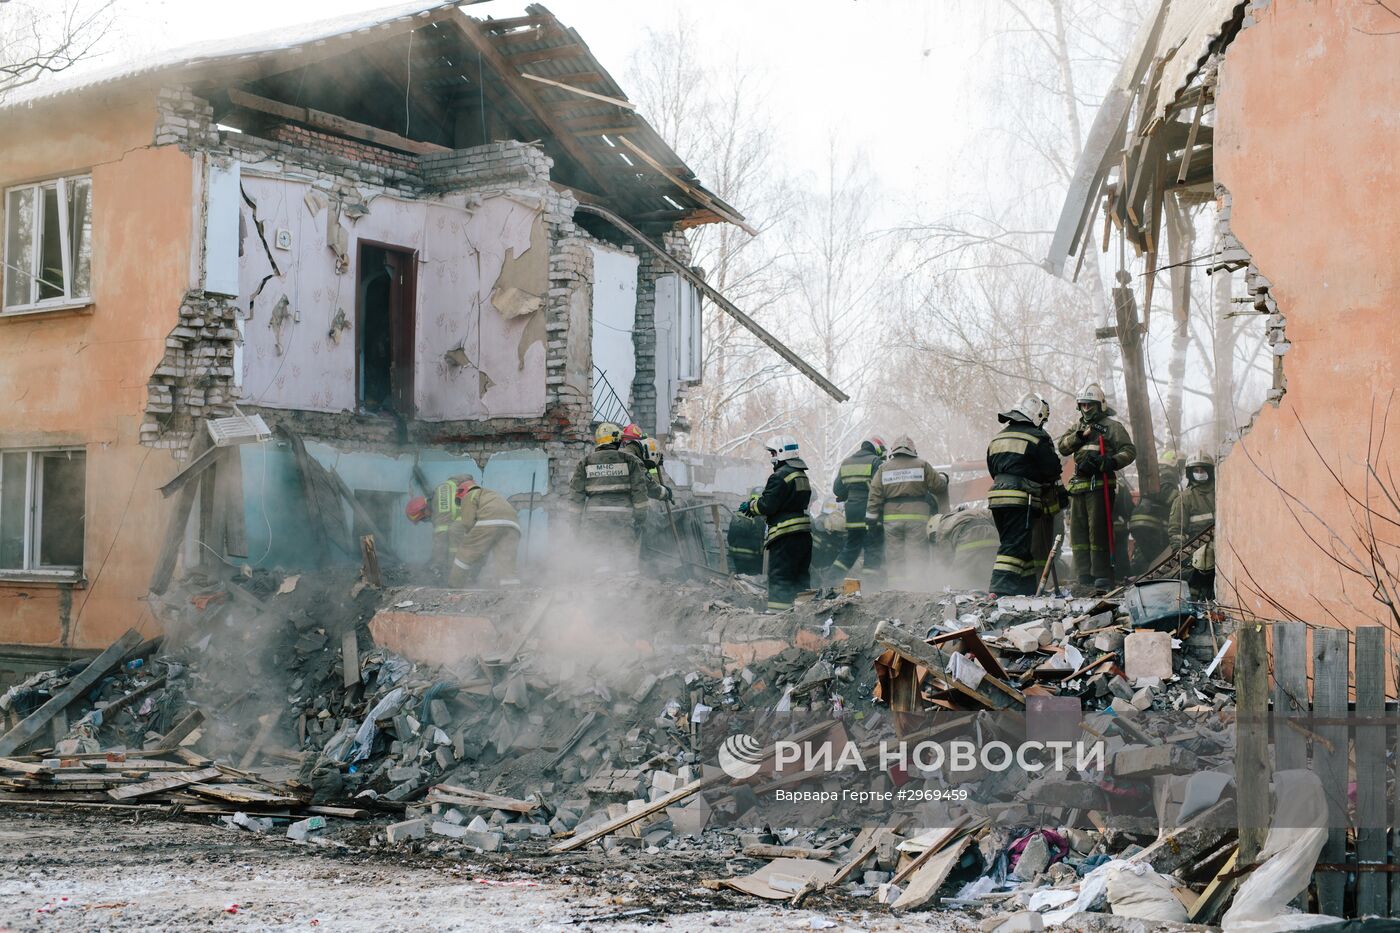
[632,231,693,438]
[140,292,240,453]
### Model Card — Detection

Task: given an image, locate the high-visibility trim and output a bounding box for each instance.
[987,436,1031,456]
[586,483,632,494]
[767,601,792,611]
[453,558,471,570]
[885,514,930,521]
[1066,476,1115,494]
[1130,514,1165,529]
[475,519,521,531]
[994,556,1030,571]
[585,505,633,513]
[1190,513,1214,523]
[765,515,812,543]
[730,546,758,555]
[1070,543,1089,552]
[955,539,999,553]
[839,464,874,478]
[987,489,1033,504]
[845,521,867,530]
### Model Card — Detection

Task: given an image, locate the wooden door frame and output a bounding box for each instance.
[355,240,418,418]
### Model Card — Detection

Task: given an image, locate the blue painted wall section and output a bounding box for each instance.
[239,441,550,571]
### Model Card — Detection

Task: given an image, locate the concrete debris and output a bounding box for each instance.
[0,568,1252,925]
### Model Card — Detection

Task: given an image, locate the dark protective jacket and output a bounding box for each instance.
[985,420,1061,510]
[727,509,766,560]
[1169,481,1215,549]
[755,459,813,546]
[866,453,947,523]
[833,443,884,531]
[568,446,651,514]
[1129,468,1179,545]
[1056,408,1136,495]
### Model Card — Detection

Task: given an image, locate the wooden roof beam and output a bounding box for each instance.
[504,44,585,66]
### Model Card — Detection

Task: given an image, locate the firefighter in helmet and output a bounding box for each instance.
[866,436,947,589]
[405,477,521,586]
[986,393,1062,595]
[568,422,652,571]
[1170,450,1216,599]
[740,435,813,611]
[829,436,886,583]
[1056,382,1136,591]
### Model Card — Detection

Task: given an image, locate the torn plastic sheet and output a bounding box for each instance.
[343,686,406,762]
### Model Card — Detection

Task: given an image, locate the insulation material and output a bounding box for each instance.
[1106,862,1188,923]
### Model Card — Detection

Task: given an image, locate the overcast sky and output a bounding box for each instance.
[107,0,992,219]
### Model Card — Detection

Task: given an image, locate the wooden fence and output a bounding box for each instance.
[1235,620,1392,917]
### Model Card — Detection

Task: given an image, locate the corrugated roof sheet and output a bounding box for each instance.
[1150,0,1243,125]
[1,0,468,111]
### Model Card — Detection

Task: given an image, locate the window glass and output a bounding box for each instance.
[68,177,92,299]
[38,451,84,567]
[4,188,35,308]
[0,452,26,570]
[38,184,64,301]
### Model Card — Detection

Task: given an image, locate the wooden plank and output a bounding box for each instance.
[226,87,449,155]
[359,535,382,587]
[1188,848,1239,924]
[520,72,636,110]
[151,710,204,753]
[892,837,971,912]
[550,774,724,853]
[890,819,970,886]
[574,203,847,404]
[1356,626,1387,916]
[150,431,210,593]
[0,758,50,776]
[188,783,300,805]
[1313,627,1348,916]
[96,676,167,716]
[1272,622,1307,772]
[823,827,879,887]
[1234,621,1270,865]
[342,629,360,689]
[237,714,277,770]
[616,136,757,235]
[0,629,145,756]
[741,844,835,860]
[873,620,1023,709]
[107,767,223,801]
[430,786,538,814]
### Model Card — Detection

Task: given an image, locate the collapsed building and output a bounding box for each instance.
[0,1,848,671]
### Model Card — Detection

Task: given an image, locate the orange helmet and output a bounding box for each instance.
[453,476,480,502]
[405,496,431,523]
[621,423,644,443]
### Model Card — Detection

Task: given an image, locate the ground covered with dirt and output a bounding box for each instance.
[0,810,985,932]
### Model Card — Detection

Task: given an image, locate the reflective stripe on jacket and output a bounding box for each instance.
[866,454,946,523]
[756,460,813,545]
[833,445,883,529]
[569,447,651,512]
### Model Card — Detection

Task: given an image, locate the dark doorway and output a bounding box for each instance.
[357,243,416,415]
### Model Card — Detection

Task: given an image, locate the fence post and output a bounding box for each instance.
[1235,620,1271,864]
[1312,627,1349,916]
[1356,626,1388,916]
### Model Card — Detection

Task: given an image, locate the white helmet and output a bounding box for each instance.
[765,434,801,464]
[999,393,1049,426]
[890,435,917,457]
[1076,382,1106,406]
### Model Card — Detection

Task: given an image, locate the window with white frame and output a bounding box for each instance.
[0,448,86,576]
[4,174,93,312]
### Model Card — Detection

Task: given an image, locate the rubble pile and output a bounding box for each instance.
[1,570,1252,925]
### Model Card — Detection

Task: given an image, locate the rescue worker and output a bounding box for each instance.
[986,394,1062,596]
[405,478,521,586]
[415,474,475,574]
[830,437,885,582]
[1170,451,1216,599]
[726,486,766,575]
[866,436,947,589]
[568,422,652,571]
[1128,454,1180,573]
[1056,383,1137,591]
[739,435,812,611]
[639,437,675,502]
[812,502,845,580]
[929,505,1000,591]
[619,423,646,462]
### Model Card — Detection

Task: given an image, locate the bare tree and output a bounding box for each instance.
[626,16,797,456]
[0,0,117,100]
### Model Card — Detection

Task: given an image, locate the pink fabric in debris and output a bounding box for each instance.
[1007,829,1070,870]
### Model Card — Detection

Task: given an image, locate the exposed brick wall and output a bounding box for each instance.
[631,231,692,437]
[266,123,419,174]
[418,141,552,189]
[140,291,240,455]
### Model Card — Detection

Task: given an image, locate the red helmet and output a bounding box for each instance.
[453,476,479,501]
[869,436,887,457]
[621,423,644,443]
[405,496,431,523]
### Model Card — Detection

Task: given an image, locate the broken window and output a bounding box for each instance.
[3,174,93,312]
[357,244,416,415]
[0,448,86,576]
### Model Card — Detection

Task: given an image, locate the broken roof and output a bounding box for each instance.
[3,1,746,233]
[1045,0,1244,278]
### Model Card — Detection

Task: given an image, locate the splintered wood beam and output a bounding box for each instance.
[482,14,549,32]
[503,44,585,66]
[616,136,757,236]
[227,87,449,155]
[453,13,617,198]
[521,72,635,110]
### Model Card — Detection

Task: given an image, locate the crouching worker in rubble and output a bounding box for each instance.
[569,422,652,572]
[929,505,1000,590]
[407,477,521,586]
[740,435,813,611]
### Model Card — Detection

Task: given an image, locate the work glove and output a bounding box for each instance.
[737,498,755,516]
[660,486,675,503]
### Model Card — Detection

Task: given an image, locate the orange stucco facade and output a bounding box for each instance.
[0,85,191,650]
[1214,0,1400,631]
